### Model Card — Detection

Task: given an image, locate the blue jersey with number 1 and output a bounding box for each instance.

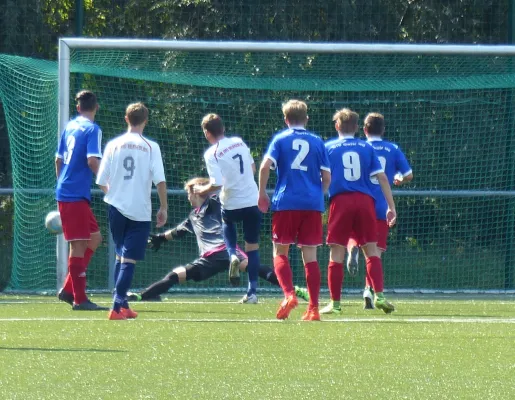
[55,116,102,202]
[265,127,330,212]
[325,136,383,199]
[368,137,412,220]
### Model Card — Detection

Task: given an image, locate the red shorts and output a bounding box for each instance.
[327,192,377,247]
[272,210,323,247]
[58,200,99,241]
[376,219,389,251]
[349,219,390,251]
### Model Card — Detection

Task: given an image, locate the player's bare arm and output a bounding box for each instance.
[87,156,101,175]
[258,158,273,212]
[156,181,168,228]
[376,172,397,226]
[98,184,108,194]
[193,182,221,196]
[321,169,331,193]
[394,172,414,186]
[55,157,63,178]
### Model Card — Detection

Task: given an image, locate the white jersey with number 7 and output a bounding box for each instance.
[96,132,166,222]
[204,136,258,210]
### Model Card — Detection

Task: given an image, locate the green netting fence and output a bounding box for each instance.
[1,47,515,292]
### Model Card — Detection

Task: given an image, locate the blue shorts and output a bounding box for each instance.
[221,205,262,244]
[108,205,151,261]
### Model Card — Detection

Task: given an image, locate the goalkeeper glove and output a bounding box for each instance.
[148,233,167,252]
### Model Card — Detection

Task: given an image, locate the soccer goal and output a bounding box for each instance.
[3,38,515,293]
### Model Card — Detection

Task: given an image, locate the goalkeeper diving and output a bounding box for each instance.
[128,177,308,303]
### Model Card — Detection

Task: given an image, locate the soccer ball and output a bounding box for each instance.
[45,210,62,234]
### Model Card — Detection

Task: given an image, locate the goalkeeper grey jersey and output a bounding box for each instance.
[174,195,226,257]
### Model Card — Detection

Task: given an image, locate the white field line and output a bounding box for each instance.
[1,300,514,305]
[0,317,514,323]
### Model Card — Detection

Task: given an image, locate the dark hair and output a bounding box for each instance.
[364,113,385,136]
[75,90,97,112]
[126,102,149,126]
[201,114,225,137]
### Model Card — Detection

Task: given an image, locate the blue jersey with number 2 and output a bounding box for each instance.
[265,128,330,212]
[56,116,102,202]
[325,136,383,200]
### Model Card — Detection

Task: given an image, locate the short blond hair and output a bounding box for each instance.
[364,113,385,136]
[126,102,149,126]
[201,113,225,137]
[282,100,308,125]
[184,177,210,192]
[333,108,359,132]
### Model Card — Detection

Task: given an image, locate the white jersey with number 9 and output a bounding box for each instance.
[96,132,166,222]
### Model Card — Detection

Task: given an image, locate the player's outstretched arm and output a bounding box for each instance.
[376,172,397,226]
[193,182,221,196]
[258,158,273,213]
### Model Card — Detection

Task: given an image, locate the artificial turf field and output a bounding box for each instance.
[0,294,514,399]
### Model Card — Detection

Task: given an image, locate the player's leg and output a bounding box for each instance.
[58,201,105,309]
[321,245,345,315]
[131,266,185,301]
[109,208,151,320]
[353,195,394,313]
[242,206,262,300]
[271,211,299,319]
[298,211,323,321]
[60,203,102,298]
[221,208,240,283]
[322,194,354,315]
[346,236,360,277]
[132,254,229,301]
[363,219,388,309]
[361,243,393,313]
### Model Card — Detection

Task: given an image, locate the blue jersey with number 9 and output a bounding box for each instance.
[56,116,102,202]
[325,136,383,200]
[265,127,330,212]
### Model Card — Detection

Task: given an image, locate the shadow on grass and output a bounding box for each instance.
[0,347,127,352]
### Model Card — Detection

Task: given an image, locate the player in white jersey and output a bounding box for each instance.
[96,102,168,320]
[194,114,262,303]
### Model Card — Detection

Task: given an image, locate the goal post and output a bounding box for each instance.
[16,38,515,293]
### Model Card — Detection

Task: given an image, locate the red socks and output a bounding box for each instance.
[304,261,320,308]
[366,256,384,293]
[68,257,88,304]
[63,248,94,294]
[273,255,294,297]
[328,261,344,302]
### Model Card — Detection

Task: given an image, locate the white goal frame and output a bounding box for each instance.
[57,38,515,292]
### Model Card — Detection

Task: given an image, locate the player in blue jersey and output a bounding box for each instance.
[258,100,331,321]
[322,108,396,315]
[346,112,413,309]
[55,90,107,311]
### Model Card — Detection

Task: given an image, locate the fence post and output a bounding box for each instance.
[504,0,515,290]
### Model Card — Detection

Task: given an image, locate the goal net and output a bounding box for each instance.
[1,40,515,293]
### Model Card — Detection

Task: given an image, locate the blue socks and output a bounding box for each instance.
[114,259,121,285]
[113,262,135,312]
[246,250,260,296]
[222,221,237,258]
